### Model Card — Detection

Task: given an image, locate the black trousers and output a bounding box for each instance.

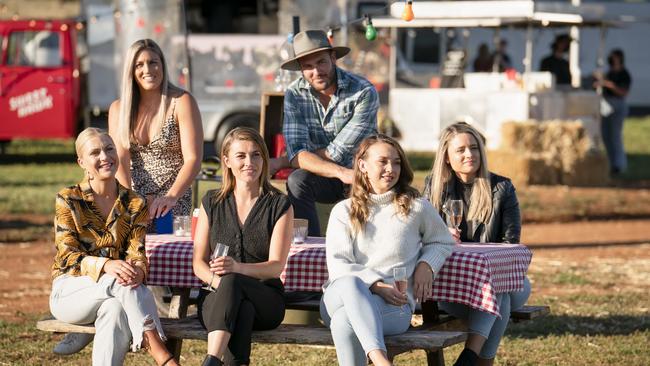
[286,168,347,236]
[198,273,285,365]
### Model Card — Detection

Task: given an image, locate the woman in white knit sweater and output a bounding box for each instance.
[320,134,455,366]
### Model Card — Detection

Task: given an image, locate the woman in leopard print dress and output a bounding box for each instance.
[109,39,203,220]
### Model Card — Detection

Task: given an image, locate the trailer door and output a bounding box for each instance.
[0,27,75,140]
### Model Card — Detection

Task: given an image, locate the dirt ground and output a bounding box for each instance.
[1,216,649,323]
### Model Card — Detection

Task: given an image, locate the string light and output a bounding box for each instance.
[364,14,377,41]
[327,28,334,45]
[402,0,414,22]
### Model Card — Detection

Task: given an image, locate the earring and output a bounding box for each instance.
[86,170,94,181]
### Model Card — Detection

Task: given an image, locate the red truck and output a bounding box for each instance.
[0,19,81,145]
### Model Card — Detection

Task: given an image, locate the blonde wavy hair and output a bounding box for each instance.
[426,122,492,224]
[214,127,280,203]
[115,39,183,149]
[349,134,419,235]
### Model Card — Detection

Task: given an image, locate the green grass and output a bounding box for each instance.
[622,116,650,180]
[7,287,650,365]
[0,117,648,217]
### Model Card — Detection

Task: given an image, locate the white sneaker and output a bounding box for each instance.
[53,332,93,355]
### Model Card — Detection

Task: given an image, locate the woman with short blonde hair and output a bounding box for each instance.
[50,127,178,366]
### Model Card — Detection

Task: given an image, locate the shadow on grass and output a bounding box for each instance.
[616,153,650,184]
[509,314,650,339]
[0,218,50,230]
[0,153,76,165]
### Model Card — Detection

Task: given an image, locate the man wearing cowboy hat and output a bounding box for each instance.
[277,29,378,236]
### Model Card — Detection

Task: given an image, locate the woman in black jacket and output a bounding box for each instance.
[423,122,530,366]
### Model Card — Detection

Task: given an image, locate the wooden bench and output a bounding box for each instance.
[36,288,548,365]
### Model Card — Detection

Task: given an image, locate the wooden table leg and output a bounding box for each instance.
[422,301,446,366]
[426,349,446,366]
[165,287,190,361]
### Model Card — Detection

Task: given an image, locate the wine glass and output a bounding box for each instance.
[203,243,229,292]
[445,199,464,231]
[393,267,408,314]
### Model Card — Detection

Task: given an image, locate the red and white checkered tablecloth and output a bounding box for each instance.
[145,235,531,316]
[280,237,328,291]
[146,234,201,288]
[432,243,532,316]
[144,235,328,290]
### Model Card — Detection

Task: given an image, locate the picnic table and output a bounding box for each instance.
[145,235,532,316]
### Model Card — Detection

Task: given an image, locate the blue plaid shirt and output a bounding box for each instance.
[283,67,379,168]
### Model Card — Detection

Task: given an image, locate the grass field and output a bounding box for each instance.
[1,117,648,219]
[0,118,649,365]
[2,245,649,365]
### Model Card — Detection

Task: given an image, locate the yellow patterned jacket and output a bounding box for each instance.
[52,179,149,282]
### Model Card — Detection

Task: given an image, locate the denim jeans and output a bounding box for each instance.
[601,96,629,173]
[320,276,412,366]
[439,277,531,359]
[50,274,164,366]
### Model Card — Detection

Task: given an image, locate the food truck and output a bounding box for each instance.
[372,0,612,152]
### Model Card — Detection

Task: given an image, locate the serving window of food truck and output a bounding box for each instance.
[372,0,610,152]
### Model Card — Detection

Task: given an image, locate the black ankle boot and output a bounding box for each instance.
[201,354,224,366]
[453,348,479,366]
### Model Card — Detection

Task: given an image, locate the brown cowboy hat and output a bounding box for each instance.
[280,30,350,71]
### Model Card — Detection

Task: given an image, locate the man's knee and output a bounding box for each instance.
[287,169,314,197]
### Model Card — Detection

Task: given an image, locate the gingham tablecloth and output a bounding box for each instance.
[145,235,531,316]
[146,234,201,288]
[144,235,328,290]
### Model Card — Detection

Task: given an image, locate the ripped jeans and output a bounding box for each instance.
[50,274,165,366]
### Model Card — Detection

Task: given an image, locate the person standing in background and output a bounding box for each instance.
[540,34,572,86]
[596,49,632,176]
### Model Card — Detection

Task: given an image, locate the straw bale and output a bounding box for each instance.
[487,151,559,187]
[492,120,607,186]
[561,152,610,186]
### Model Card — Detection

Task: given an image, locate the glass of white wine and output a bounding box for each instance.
[393,267,408,314]
[203,243,229,292]
[445,199,463,232]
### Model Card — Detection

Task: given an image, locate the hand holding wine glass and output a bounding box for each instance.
[393,267,409,314]
[203,243,229,292]
[445,199,463,243]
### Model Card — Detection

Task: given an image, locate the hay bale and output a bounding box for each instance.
[487,150,559,187]
[560,152,610,186]
[494,120,608,187]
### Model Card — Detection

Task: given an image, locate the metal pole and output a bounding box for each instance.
[389,26,397,92]
[595,24,607,96]
[524,23,533,75]
[492,27,501,73]
[569,0,581,88]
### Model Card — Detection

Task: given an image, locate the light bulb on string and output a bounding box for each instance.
[402,0,414,22]
[327,28,334,45]
[364,14,377,41]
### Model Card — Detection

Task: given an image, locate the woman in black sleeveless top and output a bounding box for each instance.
[192,127,293,366]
